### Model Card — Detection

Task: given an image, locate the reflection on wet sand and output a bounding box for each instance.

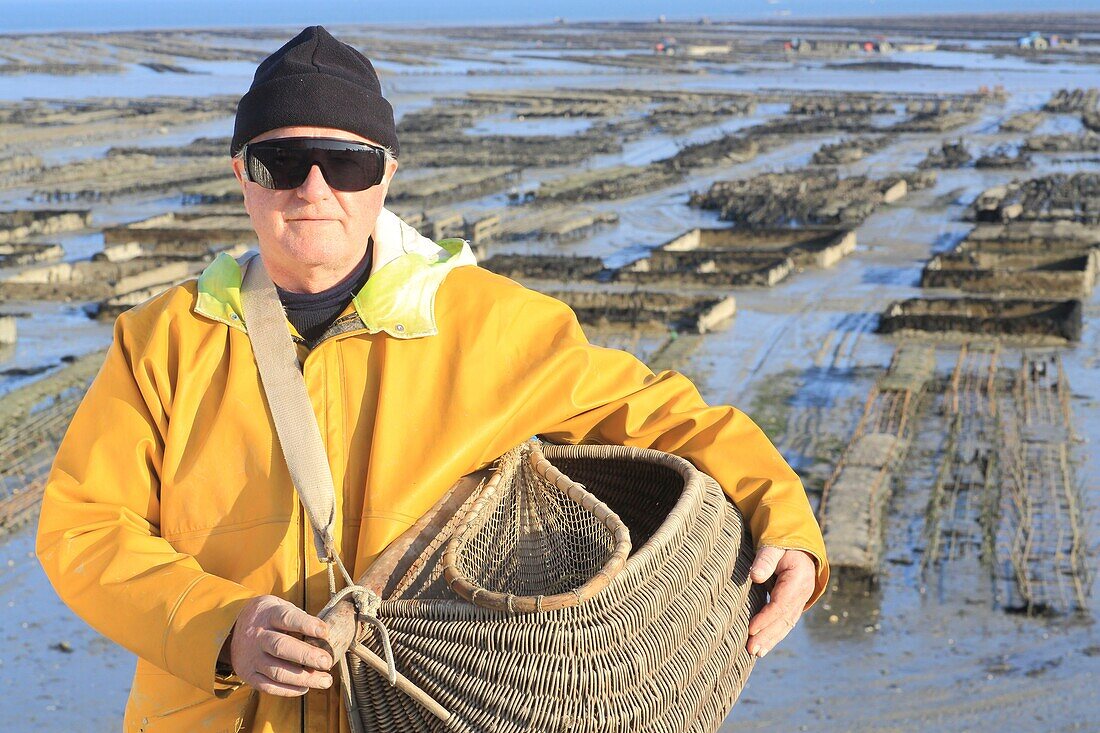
[0,14,1098,732]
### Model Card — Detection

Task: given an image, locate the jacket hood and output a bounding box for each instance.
[194,207,476,339]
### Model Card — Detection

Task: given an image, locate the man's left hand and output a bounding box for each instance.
[745,547,817,658]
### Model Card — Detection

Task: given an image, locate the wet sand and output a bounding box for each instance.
[0,15,1098,732]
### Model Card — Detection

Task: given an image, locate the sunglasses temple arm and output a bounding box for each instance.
[239,144,252,183]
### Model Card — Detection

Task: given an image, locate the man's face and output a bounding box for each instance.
[231,125,399,291]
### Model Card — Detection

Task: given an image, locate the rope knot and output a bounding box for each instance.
[357,587,382,618]
[321,558,398,687]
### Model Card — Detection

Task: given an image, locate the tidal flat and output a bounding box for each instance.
[0,15,1098,731]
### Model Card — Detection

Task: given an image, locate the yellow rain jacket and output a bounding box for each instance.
[37,208,828,733]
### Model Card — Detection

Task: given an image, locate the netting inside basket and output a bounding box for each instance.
[451,444,618,598]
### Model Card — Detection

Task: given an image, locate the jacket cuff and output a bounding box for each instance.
[162,574,256,694]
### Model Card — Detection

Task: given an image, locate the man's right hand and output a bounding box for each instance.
[229,595,335,697]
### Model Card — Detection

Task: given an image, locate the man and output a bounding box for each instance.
[37,26,828,733]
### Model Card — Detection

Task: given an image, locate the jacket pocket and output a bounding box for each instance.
[125,662,257,733]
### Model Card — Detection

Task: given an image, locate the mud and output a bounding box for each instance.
[1000,111,1045,133]
[878,297,1083,342]
[462,88,757,137]
[540,289,736,334]
[691,171,910,227]
[388,167,521,208]
[108,136,230,158]
[813,136,895,165]
[1024,133,1100,152]
[1083,111,1100,133]
[27,153,228,202]
[0,315,14,345]
[619,254,793,288]
[919,140,973,169]
[524,163,685,204]
[923,248,1097,297]
[974,145,1031,169]
[658,226,857,269]
[665,134,759,170]
[0,30,266,74]
[890,108,983,133]
[0,96,238,156]
[0,257,201,302]
[959,221,1100,253]
[0,62,123,76]
[480,254,607,282]
[0,242,65,266]
[1,16,1100,733]
[1043,87,1099,113]
[819,345,935,581]
[404,129,624,169]
[102,211,257,254]
[494,209,620,242]
[489,226,861,289]
[0,152,41,175]
[969,173,1100,224]
[0,349,105,529]
[0,210,89,244]
[787,97,896,116]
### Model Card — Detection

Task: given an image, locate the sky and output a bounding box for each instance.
[2,0,1100,33]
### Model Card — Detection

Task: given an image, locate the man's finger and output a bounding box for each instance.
[747,580,803,652]
[748,561,816,636]
[257,652,334,690]
[259,628,333,670]
[746,610,800,657]
[747,593,801,637]
[268,602,329,639]
[249,671,311,697]
[749,546,786,584]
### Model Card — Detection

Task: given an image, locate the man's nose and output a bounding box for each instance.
[296,164,332,201]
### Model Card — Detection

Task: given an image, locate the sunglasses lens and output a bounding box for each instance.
[247,145,306,189]
[245,139,385,192]
[322,149,384,191]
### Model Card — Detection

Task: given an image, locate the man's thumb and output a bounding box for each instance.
[749,546,785,584]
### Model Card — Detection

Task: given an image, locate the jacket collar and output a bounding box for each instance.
[194,208,477,340]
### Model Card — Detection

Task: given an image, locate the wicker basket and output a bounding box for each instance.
[241,257,764,731]
[329,441,764,733]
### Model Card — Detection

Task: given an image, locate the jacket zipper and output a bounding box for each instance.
[299,504,308,733]
[299,347,311,733]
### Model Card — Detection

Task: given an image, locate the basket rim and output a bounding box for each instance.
[541,442,711,586]
[441,440,705,613]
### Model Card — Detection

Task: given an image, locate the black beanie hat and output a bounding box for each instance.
[231,26,398,157]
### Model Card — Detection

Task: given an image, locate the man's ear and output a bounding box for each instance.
[231,157,246,185]
[231,157,251,212]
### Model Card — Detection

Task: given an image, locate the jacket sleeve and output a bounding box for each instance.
[35,316,256,695]
[508,290,830,608]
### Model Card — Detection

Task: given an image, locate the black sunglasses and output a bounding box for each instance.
[241,137,387,192]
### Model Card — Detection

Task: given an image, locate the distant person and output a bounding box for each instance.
[36,25,828,732]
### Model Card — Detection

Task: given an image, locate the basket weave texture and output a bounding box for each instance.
[349,442,764,732]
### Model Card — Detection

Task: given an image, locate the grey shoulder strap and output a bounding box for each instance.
[240,255,337,563]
